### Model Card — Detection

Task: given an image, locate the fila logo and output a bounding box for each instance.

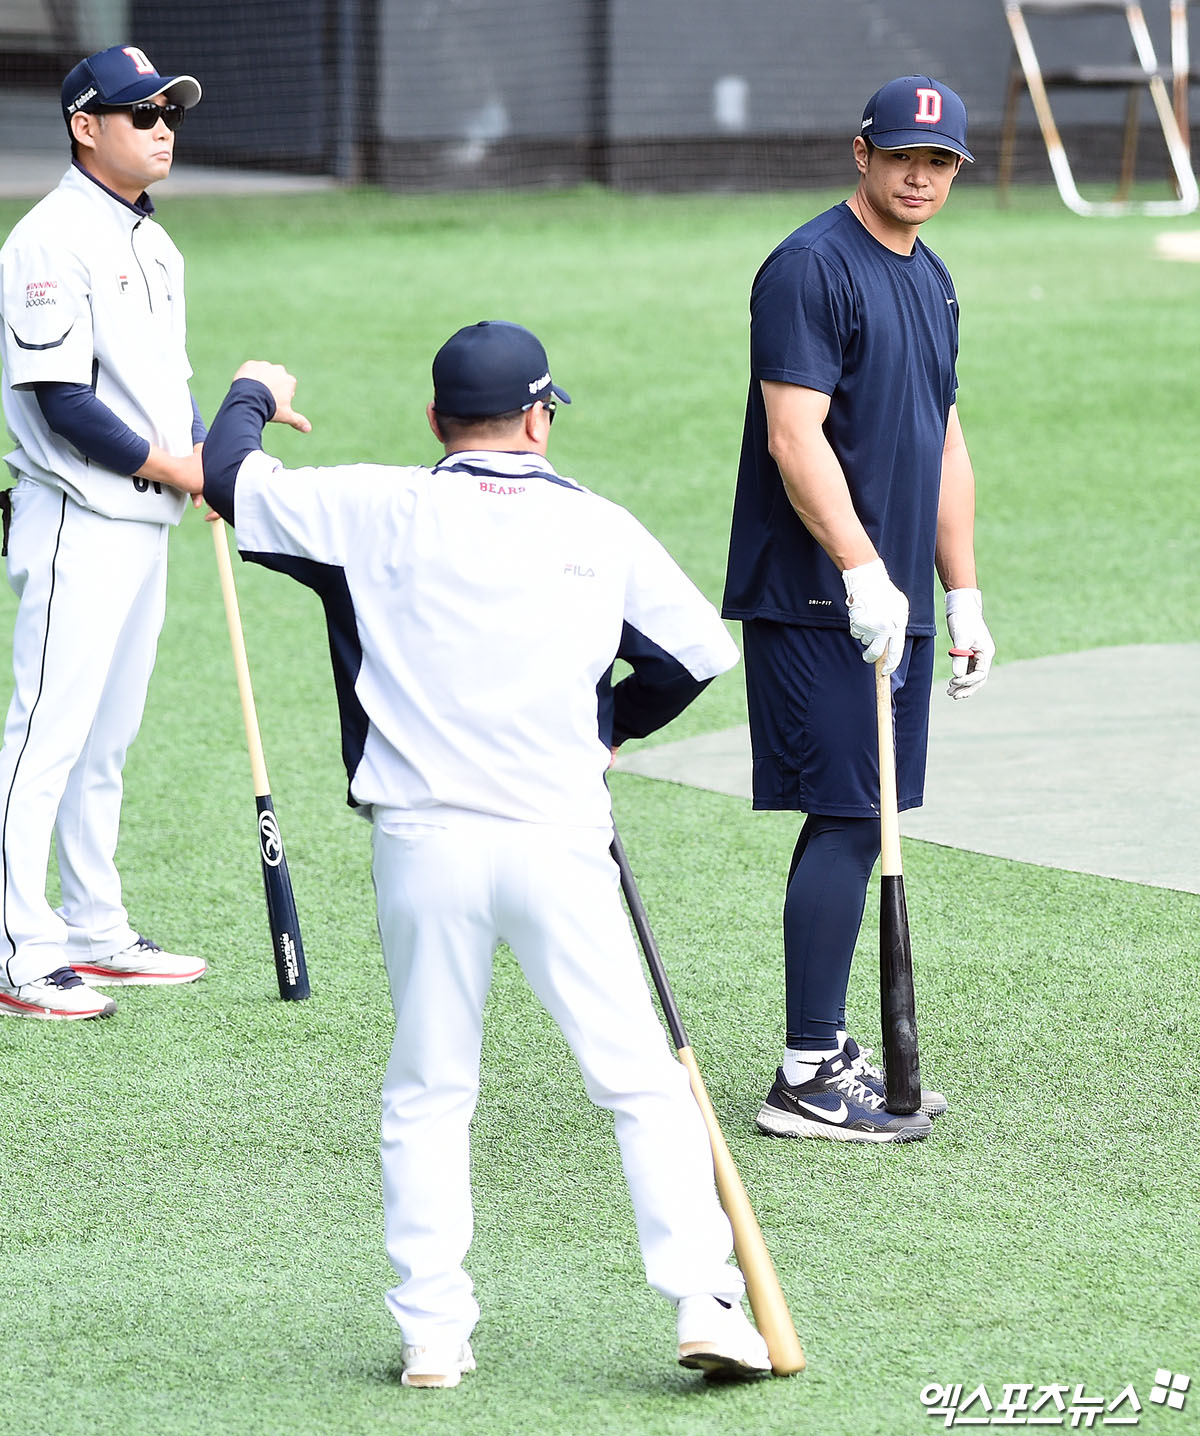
[563,563,595,578]
[122,46,156,75]
[915,88,942,124]
[117,275,129,293]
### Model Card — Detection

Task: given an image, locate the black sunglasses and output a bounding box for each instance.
[99,101,186,131]
[522,397,557,424]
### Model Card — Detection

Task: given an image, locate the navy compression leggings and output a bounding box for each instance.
[784,814,881,1051]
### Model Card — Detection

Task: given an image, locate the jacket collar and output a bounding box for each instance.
[68,159,155,218]
[432,449,584,491]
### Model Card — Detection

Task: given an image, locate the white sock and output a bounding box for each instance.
[783,1046,841,1086]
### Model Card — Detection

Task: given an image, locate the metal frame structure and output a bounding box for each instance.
[999,0,1198,215]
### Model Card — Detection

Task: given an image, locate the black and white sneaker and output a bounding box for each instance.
[755,1052,932,1143]
[843,1036,948,1118]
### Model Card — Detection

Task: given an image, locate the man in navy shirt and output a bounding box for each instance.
[723,76,995,1143]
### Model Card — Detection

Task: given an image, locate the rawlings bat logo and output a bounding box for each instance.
[259,809,283,867]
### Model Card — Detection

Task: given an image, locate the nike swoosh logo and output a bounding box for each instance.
[793,1097,849,1123]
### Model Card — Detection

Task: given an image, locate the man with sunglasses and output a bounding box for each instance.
[195,320,770,1387]
[0,46,207,1019]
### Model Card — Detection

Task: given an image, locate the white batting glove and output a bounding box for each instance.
[945,587,995,699]
[842,559,909,677]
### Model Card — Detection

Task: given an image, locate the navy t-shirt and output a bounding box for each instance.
[722,202,959,636]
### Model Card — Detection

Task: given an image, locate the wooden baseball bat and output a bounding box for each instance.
[875,656,920,1112]
[610,828,805,1377]
[212,519,310,1001]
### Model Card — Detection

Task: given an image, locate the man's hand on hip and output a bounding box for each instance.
[842,558,909,677]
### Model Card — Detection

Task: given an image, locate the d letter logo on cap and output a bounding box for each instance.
[122,46,155,74]
[914,88,942,124]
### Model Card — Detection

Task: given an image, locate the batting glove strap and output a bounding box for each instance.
[945,588,995,700]
[842,559,909,677]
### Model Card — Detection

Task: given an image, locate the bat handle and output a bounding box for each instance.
[211,517,271,797]
[875,658,901,877]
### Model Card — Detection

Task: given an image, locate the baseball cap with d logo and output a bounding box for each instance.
[860,75,973,162]
[62,44,202,122]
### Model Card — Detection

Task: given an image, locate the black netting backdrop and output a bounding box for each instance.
[0,0,1194,194]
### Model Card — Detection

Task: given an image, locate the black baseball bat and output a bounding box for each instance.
[213,520,310,1000]
[875,657,920,1112]
[255,794,309,1000]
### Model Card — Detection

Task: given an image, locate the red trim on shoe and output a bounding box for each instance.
[71,961,206,984]
[0,989,111,1018]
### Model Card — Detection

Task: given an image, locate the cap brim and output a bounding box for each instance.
[107,74,202,109]
[869,130,973,162]
[550,383,571,405]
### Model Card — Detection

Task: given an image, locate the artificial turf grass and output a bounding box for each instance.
[4,774,1197,1436]
[0,184,1196,1434]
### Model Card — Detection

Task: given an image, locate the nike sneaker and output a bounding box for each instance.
[755,1052,932,1143]
[842,1035,948,1118]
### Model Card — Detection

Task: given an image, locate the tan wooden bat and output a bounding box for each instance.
[611,828,805,1376]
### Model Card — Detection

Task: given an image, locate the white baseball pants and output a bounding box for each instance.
[0,479,167,986]
[373,806,743,1347]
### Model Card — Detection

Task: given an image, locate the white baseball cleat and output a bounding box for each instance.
[0,966,117,1019]
[676,1294,771,1378]
[400,1340,476,1389]
[72,935,206,986]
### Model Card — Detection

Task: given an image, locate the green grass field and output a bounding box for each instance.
[0,181,1197,1436]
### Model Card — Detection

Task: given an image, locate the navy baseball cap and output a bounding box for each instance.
[860,76,973,162]
[62,44,202,122]
[432,321,572,417]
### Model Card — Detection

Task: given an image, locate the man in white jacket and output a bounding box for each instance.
[0,44,208,1020]
[199,321,770,1388]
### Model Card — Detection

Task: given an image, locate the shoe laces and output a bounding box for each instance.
[46,966,84,990]
[851,1043,885,1084]
[831,1065,885,1110]
[131,936,162,954]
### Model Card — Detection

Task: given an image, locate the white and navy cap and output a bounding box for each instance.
[62,44,202,121]
[432,320,572,418]
[860,75,973,162]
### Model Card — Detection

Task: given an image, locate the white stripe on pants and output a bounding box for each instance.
[373,806,743,1347]
[0,479,166,985]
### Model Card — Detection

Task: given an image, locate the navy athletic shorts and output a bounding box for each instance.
[741,620,934,816]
